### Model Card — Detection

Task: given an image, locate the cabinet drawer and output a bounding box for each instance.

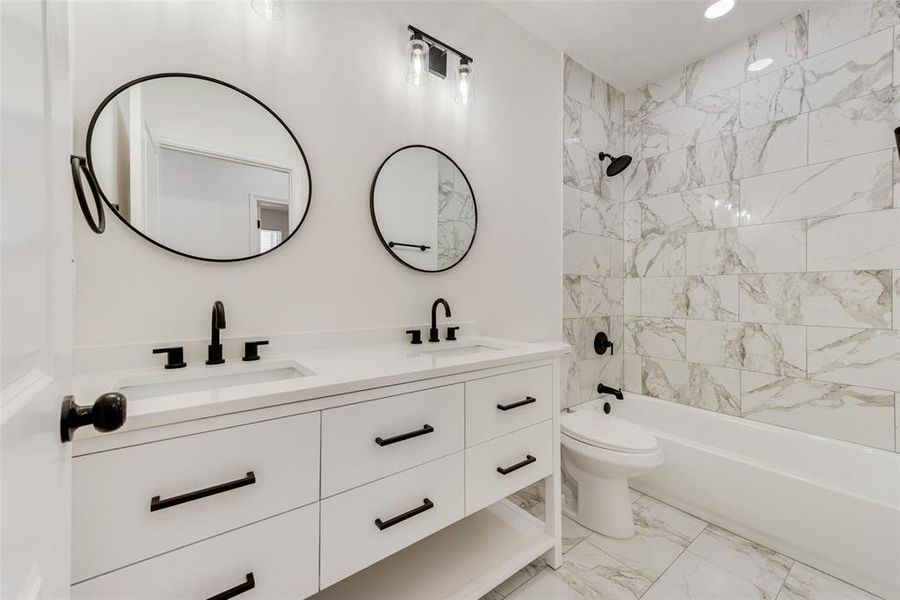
[320,452,464,588]
[465,365,553,446]
[72,412,320,582]
[465,420,553,515]
[72,503,319,600]
[321,384,463,497]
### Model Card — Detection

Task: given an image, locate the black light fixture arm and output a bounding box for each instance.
[70,155,106,234]
[407,25,473,64]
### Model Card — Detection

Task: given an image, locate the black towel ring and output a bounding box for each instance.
[70,155,105,234]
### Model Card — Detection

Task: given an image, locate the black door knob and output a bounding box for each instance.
[60,392,127,443]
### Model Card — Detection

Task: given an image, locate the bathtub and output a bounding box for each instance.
[601,393,900,599]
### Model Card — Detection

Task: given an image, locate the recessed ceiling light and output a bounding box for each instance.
[705,0,735,19]
[748,58,774,72]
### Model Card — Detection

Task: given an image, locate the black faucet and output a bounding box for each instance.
[429,298,451,343]
[597,383,623,400]
[206,300,226,365]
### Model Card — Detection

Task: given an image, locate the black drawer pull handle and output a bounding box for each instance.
[497,396,537,411]
[375,424,434,446]
[206,572,255,600]
[150,471,256,512]
[375,498,434,530]
[497,455,536,475]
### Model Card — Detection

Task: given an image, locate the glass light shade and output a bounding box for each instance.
[455,61,473,105]
[704,0,734,19]
[251,0,284,20]
[406,38,430,86]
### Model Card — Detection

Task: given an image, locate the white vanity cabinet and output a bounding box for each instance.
[71,356,563,600]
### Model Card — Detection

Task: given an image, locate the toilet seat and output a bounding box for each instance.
[561,410,658,454]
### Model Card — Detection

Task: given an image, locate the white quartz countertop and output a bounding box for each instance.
[73,336,570,436]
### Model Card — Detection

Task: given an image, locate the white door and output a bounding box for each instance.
[1,1,74,598]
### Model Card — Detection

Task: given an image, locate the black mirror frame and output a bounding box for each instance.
[370,144,477,274]
[84,72,312,263]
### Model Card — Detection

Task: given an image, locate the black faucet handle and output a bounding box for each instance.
[446,326,460,341]
[242,340,269,362]
[152,346,186,369]
[405,329,423,345]
[594,331,615,355]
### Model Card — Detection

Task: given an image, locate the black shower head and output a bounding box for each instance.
[598,152,632,177]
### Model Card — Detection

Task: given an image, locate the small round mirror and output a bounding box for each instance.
[87,74,311,261]
[370,145,477,272]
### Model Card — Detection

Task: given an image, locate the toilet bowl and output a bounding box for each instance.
[561,408,664,539]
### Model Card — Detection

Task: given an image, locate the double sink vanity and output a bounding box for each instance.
[69,318,568,599]
[65,62,566,600]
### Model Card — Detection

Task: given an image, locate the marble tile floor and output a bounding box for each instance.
[485,489,882,600]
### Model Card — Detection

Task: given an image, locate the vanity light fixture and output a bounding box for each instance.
[455,59,473,105]
[704,0,734,19]
[251,0,283,21]
[406,25,475,104]
[748,58,773,72]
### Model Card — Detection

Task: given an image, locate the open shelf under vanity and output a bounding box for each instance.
[313,499,554,600]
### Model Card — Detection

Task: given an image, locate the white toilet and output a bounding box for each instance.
[560,407,664,539]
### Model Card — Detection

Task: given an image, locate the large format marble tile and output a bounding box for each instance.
[739,271,893,329]
[587,496,706,581]
[744,28,895,130]
[625,317,687,360]
[741,371,896,449]
[687,133,739,188]
[776,561,883,600]
[624,278,641,315]
[746,13,809,78]
[563,275,580,318]
[686,321,806,376]
[564,231,621,277]
[685,222,806,275]
[624,201,642,241]
[626,68,688,119]
[807,209,900,272]
[581,192,624,240]
[581,276,623,317]
[575,354,624,398]
[737,114,809,178]
[565,56,624,125]
[625,148,690,202]
[808,0,900,55]
[642,550,774,600]
[625,233,685,278]
[739,151,893,226]
[686,42,747,102]
[740,64,806,130]
[894,270,899,330]
[642,88,739,158]
[640,277,688,318]
[808,86,899,163]
[741,322,807,377]
[624,354,642,393]
[807,326,900,391]
[642,356,740,415]
[641,183,739,235]
[801,29,893,111]
[564,96,582,146]
[687,526,793,600]
[548,540,654,600]
[686,275,739,321]
[563,186,581,233]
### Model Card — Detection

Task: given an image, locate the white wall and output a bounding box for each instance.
[71,1,562,347]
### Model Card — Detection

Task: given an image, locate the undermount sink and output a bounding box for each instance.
[117,360,313,400]
[419,344,506,358]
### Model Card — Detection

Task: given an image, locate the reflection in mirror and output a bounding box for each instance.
[87,74,310,261]
[371,146,476,272]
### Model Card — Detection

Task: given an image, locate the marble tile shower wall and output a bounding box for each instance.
[562,57,626,409]
[621,0,900,452]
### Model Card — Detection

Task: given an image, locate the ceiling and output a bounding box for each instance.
[489,0,818,91]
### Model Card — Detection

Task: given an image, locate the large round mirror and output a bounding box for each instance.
[87,74,311,261]
[370,145,477,272]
